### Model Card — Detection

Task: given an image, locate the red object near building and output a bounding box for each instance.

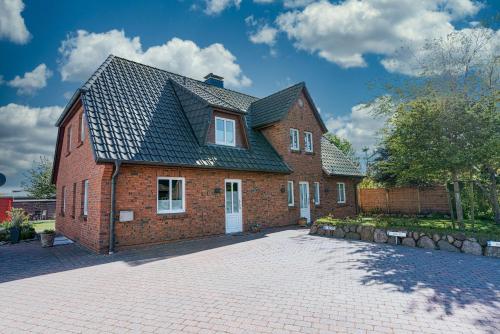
[0,197,13,222]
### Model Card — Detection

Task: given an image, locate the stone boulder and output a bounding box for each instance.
[462,240,482,256]
[432,234,441,242]
[437,240,460,252]
[310,225,318,234]
[417,236,436,249]
[452,232,466,241]
[345,232,361,240]
[446,235,454,243]
[360,226,374,242]
[453,240,463,248]
[484,246,500,258]
[333,228,345,239]
[402,238,416,247]
[373,229,388,243]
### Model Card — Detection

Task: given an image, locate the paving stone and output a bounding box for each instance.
[0,228,498,334]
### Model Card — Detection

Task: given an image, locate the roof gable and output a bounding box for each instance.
[249,83,327,132]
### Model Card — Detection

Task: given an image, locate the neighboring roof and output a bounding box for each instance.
[249,82,328,132]
[79,56,290,173]
[321,137,364,177]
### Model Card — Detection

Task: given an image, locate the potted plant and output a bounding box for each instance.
[7,208,27,243]
[40,229,56,247]
[250,223,262,233]
[298,217,308,227]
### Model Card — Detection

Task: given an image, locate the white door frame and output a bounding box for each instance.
[299,181,311,223]
[225,179,243,233]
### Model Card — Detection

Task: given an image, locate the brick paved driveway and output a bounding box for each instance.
[1,228,499,334]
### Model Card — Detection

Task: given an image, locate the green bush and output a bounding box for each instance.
[20,223,36,240]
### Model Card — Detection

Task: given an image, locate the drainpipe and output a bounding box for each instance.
[109,160,121,254]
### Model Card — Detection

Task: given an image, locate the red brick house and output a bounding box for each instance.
[52,55,363,254]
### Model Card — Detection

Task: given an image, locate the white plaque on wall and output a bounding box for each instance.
[119,211,134,222]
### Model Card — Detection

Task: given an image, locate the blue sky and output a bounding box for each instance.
[0,0,498,194]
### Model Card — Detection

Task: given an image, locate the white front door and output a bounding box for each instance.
[299,182,311,223]
[225,179,242,233]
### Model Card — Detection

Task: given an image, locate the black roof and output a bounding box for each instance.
[55,55,361,177]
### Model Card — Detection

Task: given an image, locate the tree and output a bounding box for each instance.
[324,133,359,166]
[373,27,500,226]
[21,157,56,199]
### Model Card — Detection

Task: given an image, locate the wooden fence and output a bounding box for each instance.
[358,186,450,215]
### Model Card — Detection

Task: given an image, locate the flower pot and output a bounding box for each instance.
[298,217,308,227]
[40,233,55,248]
[9,226,20,243]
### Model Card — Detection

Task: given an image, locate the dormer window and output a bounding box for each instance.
[215,117,235,146]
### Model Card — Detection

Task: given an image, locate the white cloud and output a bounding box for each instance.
[325,101,387,151]
[276,0,487,72]
[58,29,251,88]
[0,0,30,44]
[0,104,62,179]
[254,0,275,3]
[7,64,52,95]
[204,0,241,15]
[249,25,279,46]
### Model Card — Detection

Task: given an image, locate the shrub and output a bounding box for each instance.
[20,223,36,240]
[42,229,55,234]
[7,208,29,228]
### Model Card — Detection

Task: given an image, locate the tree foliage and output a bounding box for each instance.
[21,156,56,199]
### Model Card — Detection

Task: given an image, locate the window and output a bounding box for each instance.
[80,114,85,142]
[82,180,89,216]
[215,117,235,146]
[337,182,346,203]
[298,98,304,108]
[157,177,185,213]
[66,126,72,153]
[290,128,299,150]
[304,131,313,152]
[61,186,66,215]
[287,181,294,206]
[314,182,320,205]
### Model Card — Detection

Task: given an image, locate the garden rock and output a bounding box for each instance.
[310,225,318,234]
[345,232,361,240]
[402,238,416,247]
[484,246,500,258]
[333,228,345,239]
[373,229,388,243]
[453,240,463,248]
[462,240,482,256]
[452,232,466,241]
[432,234,441,242]
[437,240,460,252]
[446,235,454,243]
[417,236,436,249]
[360,226,374,241]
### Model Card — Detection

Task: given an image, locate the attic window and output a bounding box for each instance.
[298,98,304,108]
[215,117,235,147]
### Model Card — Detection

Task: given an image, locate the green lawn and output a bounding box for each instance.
[316,216,500,240]
[31,220,55,233]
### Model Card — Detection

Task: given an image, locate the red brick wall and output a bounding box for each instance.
[359,186,450,215]
[260,90,358,222]
[55,101,114,253]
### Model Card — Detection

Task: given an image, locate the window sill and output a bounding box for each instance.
[290,149,301,154]
[77,141,84,148]
[305,151,314,155]
[158,212,187,219]
[65,151,71,157]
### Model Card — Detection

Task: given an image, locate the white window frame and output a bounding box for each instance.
[157,177,186,214]
[83,180,89,216]
[287,181,294,207]
[215,117,236,147]
[67,126,72,152]
[304,131,313,153]
[314,182,320,205]
[337,182,346,204]
[290,128,299,150]
[80,114,86,142]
